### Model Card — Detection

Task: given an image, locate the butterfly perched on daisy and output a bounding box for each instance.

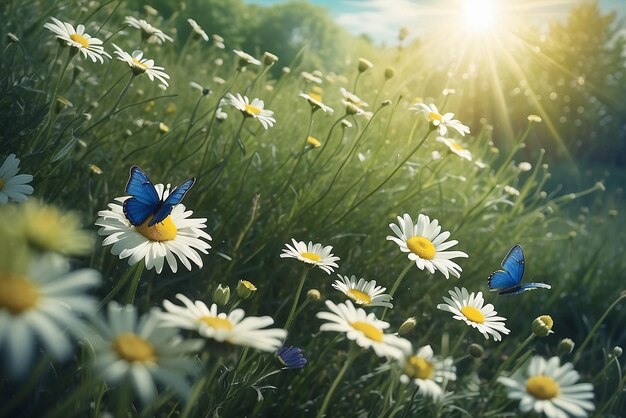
[488,245,551,295]
[123,165,195,226]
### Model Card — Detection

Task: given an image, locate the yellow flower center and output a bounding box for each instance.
[404,355,435,380]
[347,289,372,305]
[0,178,4,190]
[526,375,560,400]
[452,143,465,151]
[539,315,553,330]
[244,104,262,116]
[198,316,233,331]
[112,332,156,363]
[406,236,436,260]
[428,111,443,122]
[308,92,322,102]
[460,306,485,324]
[300,252,321,262]
[69,33,90,48]
[131,58,149,70]
[241,280,257,291]
[351,321,384,342]
[135,215,177,242]
[0,275,40,314]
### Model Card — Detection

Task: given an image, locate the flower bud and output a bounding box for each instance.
[381,100,392,107]
[341,119,353,129]
[358,58,374,73]
[384,67,394,79]
[7,32,19,43]
[282,66,291,75]
[346,102,359,115]
[213,284,230,306]
[158,122,170,134]
[89,164,103,175]
[306,136,321,148]
[468,343,484,359]
[608,209,618,217]
[557,338,575,355]
[527,114,542,123]
[307,289,321,301]
[263,51,278,66]
[532,315,554,337]
[397,317,416,336]
[613,346,623,357]
[237,280,257,299]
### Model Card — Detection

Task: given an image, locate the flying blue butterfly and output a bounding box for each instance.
[122,165,195,227]
[487,244,551,295]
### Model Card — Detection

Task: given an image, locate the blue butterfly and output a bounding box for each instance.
[123,165,195,227]
[488,244,551,295]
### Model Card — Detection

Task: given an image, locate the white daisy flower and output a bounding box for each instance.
[112,44,170,87]
[340,87,369,109]
[87,302,203,404]
[280,238,340,275]
[386,213,468,279]
[233,49,261,66]
[436,137,472,161]
[411,103,470,136]
[437,287,510,341]
[0,154,34,204]
[124,16,173,44]
[157,294,287,352]
[187,18,209,41]
[299,92,334,113]
[332,275,392,308]
[95,184,212,274]
[316,300,411,359]
[212,34,225,49]
[400,345,456,400]
[44,17,111,63]
[0,253,100,377]
[498,356,595,418]
[223,93,275,129]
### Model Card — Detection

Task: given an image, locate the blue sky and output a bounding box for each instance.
[245,0,626,44]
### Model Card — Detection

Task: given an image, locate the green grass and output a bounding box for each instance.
[0,1,625,417]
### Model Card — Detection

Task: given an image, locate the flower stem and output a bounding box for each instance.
[316,345,358,418]
[284,268,309,330]
[125,262,145,304]
[494,334,535,379]
[381,260,413,320]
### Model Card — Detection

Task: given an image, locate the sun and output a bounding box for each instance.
[462,0,497,33]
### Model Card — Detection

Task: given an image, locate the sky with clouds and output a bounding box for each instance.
[245,0,626,44]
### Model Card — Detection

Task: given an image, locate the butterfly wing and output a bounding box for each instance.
[488,244,525,292]
[148,177,196,226]
[123,165,160,226]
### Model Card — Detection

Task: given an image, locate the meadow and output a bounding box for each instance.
[0,0,625,417]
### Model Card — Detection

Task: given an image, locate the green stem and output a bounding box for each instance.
[494,334,535,379]
[574,292,626,364]
[125,262,145,304]
[284,268,309,330]
[316,346,358,418]
[381,261,413,320]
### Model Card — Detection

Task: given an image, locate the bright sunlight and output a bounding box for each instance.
[462,0,497,32]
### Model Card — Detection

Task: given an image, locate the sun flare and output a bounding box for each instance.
[462,0,497,32]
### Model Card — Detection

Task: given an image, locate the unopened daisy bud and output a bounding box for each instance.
[468,343,484,359]
[158,122,170,134]
[568,231,577,239]
[557,338,575,355]
[384,67,394,79]
[124,129,133,137]
[381,100,392,107]
[527,114,542,123]
[306,136,321,148]
[282,66,291,75]
[608,209,618,217]
[346,102,359,115]
[263,51,279,66]
[358,58,374,73]
[518,162,532,172]
[89,164,103,175]
[214,58,223,66]
[213,76,225,85]
[595,181,605,191]
[213,284,230,306]
[490,146,499,154]
[55,96,73,113]
[341,119,353,129]
[7,32,19,43]
[532,315,554,337]
[307,289,321,302]
[613,346,623,357]
[166,103,177,114]
[397,317,416,336]
[237,280,257,299]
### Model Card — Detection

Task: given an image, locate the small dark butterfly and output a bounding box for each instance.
[488,244,551,295]
[122,165,195,227]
